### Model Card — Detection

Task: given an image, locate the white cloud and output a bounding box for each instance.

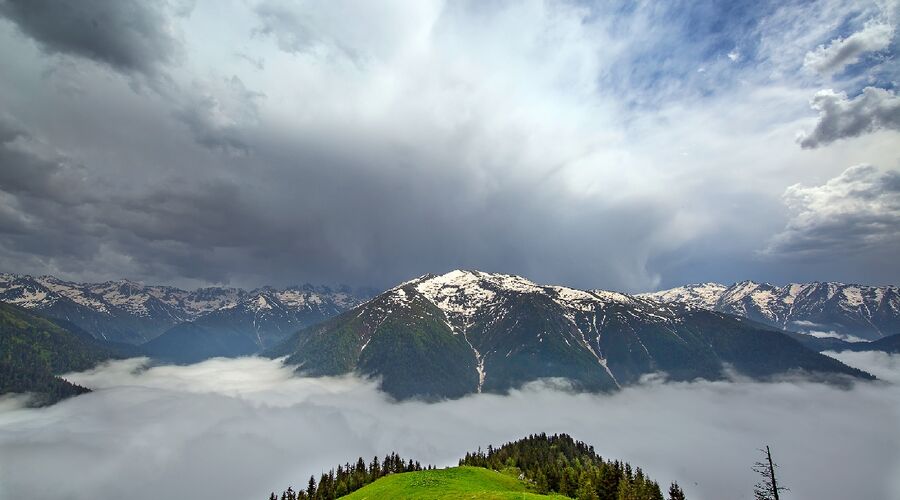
[807,330,871,343]
[826,350,900,383]
[798,87,900,148]
[767,164,900,256]
[752,0,884,79]
[803,22,894,74]
[0,354,898,500]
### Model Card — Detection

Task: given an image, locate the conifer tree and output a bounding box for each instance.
[306,476,316,499]
[668,482,686,500]
[753,446,788,500]
[576,472,600,500]
[535,470,549,494]
[559,471,572,497]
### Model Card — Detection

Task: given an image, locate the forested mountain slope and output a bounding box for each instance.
[0,302,118,406]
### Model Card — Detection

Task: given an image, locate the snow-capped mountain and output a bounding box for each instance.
[270,270,870,399]
[638,281,900,341]
[0,273,373,344]
[142,285,369,362]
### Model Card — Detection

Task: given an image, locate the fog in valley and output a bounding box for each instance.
[0,352,897,500]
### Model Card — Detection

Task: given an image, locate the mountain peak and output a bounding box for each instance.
[409,270,545,317]
[423,269,541,290]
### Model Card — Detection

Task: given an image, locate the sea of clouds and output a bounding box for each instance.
[0,351,898,500]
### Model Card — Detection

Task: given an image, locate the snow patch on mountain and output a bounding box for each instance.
[413,270,501,324]
[253,294,272,311]
[638,283,726,309]
[0,273,373,343]
[640,281,900,340]
[842,287,863,307]
[36,276,110,313]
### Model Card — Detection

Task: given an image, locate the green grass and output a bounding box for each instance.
[340,466,568,500]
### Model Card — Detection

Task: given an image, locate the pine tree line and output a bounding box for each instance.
[268,452,429,500]
[267,434,688,500]
[459,433,684,500]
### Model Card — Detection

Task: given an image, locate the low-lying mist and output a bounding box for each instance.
[1,352,898,500]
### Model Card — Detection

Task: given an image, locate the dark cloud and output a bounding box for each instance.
[0,73,685,291]
[799,87,900,148]
[0,115,87,204]
[0,115,25,142]
[173,76,262,154]
[766,164,900,256]
[0,0,184,76]
[0,114,264,285]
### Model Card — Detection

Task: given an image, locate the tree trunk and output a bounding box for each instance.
[766,446,780,500]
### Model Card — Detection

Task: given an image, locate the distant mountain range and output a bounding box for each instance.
[638,281,900,341]
[0,274,374,353]
[269,270,874,400]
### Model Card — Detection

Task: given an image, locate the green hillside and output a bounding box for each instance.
[0,302,117,406]
[268,434,676,500]
[340,466,564,500]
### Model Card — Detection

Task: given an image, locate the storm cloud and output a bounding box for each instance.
[0,0,185,77]
[0,352,898,500]
[0,0,897,291]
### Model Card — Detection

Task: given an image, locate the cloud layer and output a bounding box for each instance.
[0,353,898,500]
[0,0,897,290]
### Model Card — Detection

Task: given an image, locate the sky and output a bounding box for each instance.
[0,0,898,292]
[0,350,898,500]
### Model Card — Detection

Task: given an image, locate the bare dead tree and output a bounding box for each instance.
[753,445,788,500]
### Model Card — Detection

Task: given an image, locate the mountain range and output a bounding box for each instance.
[3,269,897,404]
[638,281,900,341]
[0,274,373,352]
[269,270,874,400]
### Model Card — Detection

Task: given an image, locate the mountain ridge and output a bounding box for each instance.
[0,273,374,344]
[638,280,900,340]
